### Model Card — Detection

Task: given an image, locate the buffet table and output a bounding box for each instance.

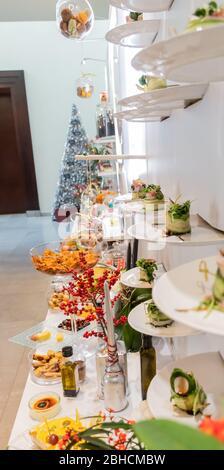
[8,300,224,450]
[8,307,146,449]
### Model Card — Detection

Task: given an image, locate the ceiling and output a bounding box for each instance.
[0,0,109,21]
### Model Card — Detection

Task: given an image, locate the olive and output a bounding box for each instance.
[48,434,59,446]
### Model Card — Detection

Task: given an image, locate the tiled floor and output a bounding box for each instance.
[0,214,58,449]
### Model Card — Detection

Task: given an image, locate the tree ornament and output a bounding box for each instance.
[56,0,94,40]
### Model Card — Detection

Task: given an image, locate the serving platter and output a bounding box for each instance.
[127,224,224,246]
[110,0,174,13]
[121,264,166,289]
[147,352,224,426]
[132,25,224,83]
[152,256,224,336]
[9,321,73,351]
[114,108,171,122]
[118,84,208,109]
[128,301,198,337]
[106,20,160,48]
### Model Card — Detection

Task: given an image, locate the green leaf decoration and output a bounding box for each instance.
[130,288,152,302]
[134,420,224,450]
[115,287,152,351]
[78,436,113,450]
[123,322,142,352]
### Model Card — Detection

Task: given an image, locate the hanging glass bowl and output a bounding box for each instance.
[56,0,94,40]
[76,74,94,98]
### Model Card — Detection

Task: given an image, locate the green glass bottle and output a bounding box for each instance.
[140,335,156,400]
[61,346,80,398]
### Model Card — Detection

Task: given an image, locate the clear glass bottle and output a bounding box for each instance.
[56,0,94,40]
[61,346,80,397]
[140,335,156,400]
[96,339,128,400]
[73,350,86,383]
[96,92,115,138]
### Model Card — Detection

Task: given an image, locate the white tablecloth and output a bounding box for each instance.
[8,308,150,449]
[8,305,223,449]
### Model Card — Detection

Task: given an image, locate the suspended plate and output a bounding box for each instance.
[153,256,224,336]
[121,264,165,289]
[132,25,224,83]
[114,108,171,121]
[148,352,224,426]
[110,0,174,13]
[119,83,208,108]
[129,301,199,337]
[127,224,224,246]
[106,20,160,48]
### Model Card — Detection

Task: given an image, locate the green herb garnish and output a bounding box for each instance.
[143,184,164,200]
[194,1,218,18]
[138,75,149,87]
[168,200,191,221]
[129,11,142,21]
[136,259,157,282]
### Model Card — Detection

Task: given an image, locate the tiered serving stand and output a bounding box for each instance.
[108,0,224,427]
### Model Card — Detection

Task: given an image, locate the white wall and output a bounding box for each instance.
[0,20,109,213]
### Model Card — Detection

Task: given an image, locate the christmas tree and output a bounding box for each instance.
[52,104,88,221]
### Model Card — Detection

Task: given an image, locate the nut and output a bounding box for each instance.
[61,8,72,22]
[76,22,86,34]
[60,20,68,33]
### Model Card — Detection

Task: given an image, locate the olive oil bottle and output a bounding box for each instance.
[61,346,80,398]
[140,335,156,400]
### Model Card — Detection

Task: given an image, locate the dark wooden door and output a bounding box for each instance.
[0,71,39,214]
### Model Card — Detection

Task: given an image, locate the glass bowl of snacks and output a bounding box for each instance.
[29,350,63,385]
[56,0,94,40]
[30,240,100,278]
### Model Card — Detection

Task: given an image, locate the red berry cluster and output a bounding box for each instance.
[83,330,107,341]
[113,316,128,327]
[59,267,121,341]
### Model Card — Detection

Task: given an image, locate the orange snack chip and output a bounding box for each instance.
[32,248,99,275]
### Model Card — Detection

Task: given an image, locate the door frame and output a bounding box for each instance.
[0,70,39,211]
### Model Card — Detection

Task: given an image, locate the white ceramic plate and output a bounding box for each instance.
[132,25,224,83]
[118,84,208,108]
[127,224,224,246]
[106,20,160,48]
[114,108,171,121]
[110,0,174,13]
[128,301,198,337]
[121,264,166,288]
[121,267,150,288]
[115,195,166,213]
[153,255,224,336]
[147,352,224,426]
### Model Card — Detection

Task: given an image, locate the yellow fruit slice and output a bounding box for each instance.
[56,333,64,342]
[31,330,51,342]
